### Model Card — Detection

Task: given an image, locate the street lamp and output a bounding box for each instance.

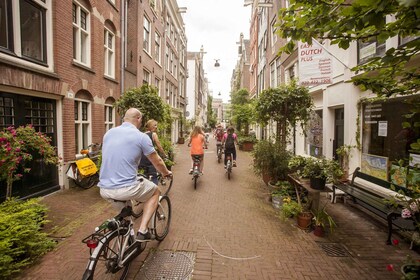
[214,59,220,67]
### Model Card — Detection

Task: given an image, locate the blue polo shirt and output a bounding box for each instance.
[98,122,155,189]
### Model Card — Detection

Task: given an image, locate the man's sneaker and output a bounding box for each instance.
[189,169,193,175]
[137,231,155,242]
[233,161,237,167]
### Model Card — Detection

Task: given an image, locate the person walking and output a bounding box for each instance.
[139,119,167,185]
[222,126,239,168]
[187,126,207,175]
[98,108,172,242]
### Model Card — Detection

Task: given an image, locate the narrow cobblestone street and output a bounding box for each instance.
[18,138,419,279]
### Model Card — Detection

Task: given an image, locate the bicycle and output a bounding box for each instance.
[138,167,173,196]
[66,143,101,189]
[226,153,233,180]
[191,155,202,190]
[81,176,172,280]
[216,143,223,163]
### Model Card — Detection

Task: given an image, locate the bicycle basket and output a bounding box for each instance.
[75,158,98,176]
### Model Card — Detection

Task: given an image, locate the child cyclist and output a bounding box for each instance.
[222,126,239,168]
[214,124,224,157]
[188,126,208,175]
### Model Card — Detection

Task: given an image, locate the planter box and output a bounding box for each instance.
[241,141,254,151]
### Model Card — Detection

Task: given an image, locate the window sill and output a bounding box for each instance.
[72,61,96,74]
[0,55,59,79]
[104,75,119,84]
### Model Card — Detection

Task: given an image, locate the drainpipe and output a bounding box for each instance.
[120,0,126,96]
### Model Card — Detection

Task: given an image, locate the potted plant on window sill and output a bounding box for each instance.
[312,204,337,237]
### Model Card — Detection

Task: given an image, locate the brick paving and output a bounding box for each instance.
[17,137,419,279]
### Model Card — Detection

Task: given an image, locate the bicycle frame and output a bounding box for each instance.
[192,156,201,177]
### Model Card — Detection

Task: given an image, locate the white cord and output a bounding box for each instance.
[203,236,261,260]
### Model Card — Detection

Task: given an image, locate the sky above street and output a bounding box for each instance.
[177,0,251,103]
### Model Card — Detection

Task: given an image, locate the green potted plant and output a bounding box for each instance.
[336,144,356,181]
[301,157,343,190]
[238,134,257,151]
[280,199,302,219]
[252,140,292,185]
[312,204,337,237]
[271,181,294,209]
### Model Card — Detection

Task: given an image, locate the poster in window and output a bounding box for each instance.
[407,167,420,189]
[361,153,389,181]
[378,121,387,137]
[390,164,407,188]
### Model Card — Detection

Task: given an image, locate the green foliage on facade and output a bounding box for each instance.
[277,0,420,97]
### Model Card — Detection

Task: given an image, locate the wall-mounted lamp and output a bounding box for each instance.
[214,59,220,67]
[218,92,221,96]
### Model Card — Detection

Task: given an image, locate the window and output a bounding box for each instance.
[0,96,15,129]
[358,38,386,65]
[155,32,161,64]
[362,96,420,164]
[305,110,323,157]
[25,100,54,133]
[165,45,169,71]
[143,69,150,84]
[0,0,49,64]
[270,62,276,88]
[104,28,115,77]
[154,78,161,95]
[271,21,277,49]
[104,105,114,132]
[276,59,281,86]
[73,1,90,66]
[143,16,150,53]
[74,100,90,154]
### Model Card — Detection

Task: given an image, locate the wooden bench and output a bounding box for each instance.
[332,167,415,245]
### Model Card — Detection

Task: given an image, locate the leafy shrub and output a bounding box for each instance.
[0,198,55,278]
[280,200,302,219]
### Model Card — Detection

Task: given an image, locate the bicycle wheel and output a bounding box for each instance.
[131,200,143,219]
[74,172,99,189]
[153,195,171,241]
[82,230,133,280]
[228,168,231,180]
[158,175,173,196]
[194,176,197,190]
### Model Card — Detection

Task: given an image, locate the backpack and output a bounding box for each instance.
[225,134,235,149]
[216,129,224,140]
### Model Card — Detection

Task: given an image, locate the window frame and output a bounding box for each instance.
[104,27,115,78]
[104,104,115,132]
[0,0,53,68]
[143,16,151,54]
[72,0,91,66]
[155,31,161,64]
[74,99,91,154]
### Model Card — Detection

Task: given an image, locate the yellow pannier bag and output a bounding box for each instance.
[75,158,98,177]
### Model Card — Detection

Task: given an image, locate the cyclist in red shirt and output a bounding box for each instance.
[214,124,224,152]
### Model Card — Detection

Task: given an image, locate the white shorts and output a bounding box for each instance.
[100,177,158,210]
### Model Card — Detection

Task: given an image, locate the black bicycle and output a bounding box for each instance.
[191,155,202,189]
[216,143,223,163]
[81,179,172,280]
[226,153,233,180]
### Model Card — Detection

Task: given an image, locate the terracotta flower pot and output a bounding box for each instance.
[313,225,325,237]
[297,212,313,229]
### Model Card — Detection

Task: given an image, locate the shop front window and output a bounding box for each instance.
[361,96,420,184]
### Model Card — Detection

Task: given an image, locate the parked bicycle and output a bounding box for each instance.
[226,153,233,180]
[66,143,101,189]
[81,175,172,280]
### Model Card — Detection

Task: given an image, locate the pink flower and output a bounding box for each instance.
[402,208,412,218]
[409,202,419,213]
[0,137,6,142]
[386,264,394,271]
[392,239,399,246]
[15,148,21,152]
